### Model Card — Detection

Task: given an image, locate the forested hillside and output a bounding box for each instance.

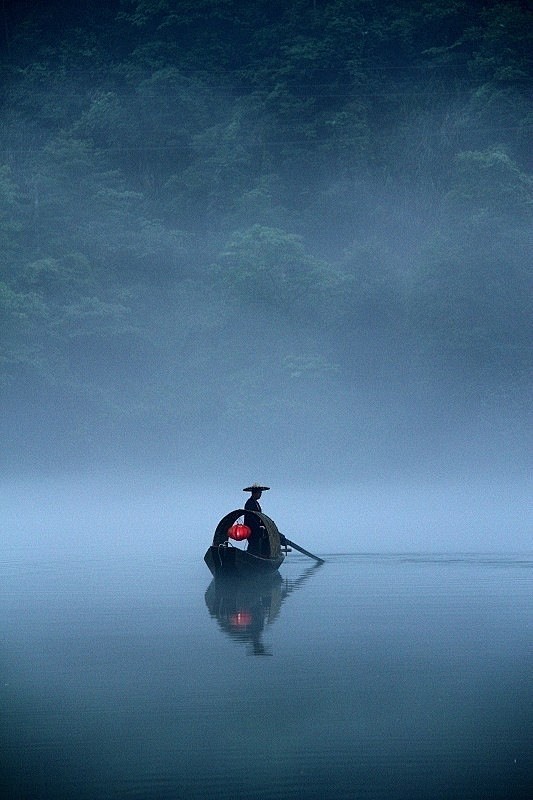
[1,0,531,475]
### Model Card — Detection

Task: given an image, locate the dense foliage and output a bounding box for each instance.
[1,0,531,469]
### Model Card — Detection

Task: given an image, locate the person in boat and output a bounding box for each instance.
[243,484,270,556]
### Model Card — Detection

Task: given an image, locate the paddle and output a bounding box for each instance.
[280,536,325,564]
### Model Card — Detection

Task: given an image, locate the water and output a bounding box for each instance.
[1,552,531,799]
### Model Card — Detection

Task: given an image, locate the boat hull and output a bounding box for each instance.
[204,544,285,578]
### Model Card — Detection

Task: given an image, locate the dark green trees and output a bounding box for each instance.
[1,0,530,466]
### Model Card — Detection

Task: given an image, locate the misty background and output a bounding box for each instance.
[1,0,531,553]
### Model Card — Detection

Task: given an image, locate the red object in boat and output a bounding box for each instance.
[228,523,251,541]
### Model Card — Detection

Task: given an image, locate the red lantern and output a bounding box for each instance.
[228,523,251,541]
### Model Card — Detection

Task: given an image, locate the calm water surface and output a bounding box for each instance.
[1,551,531,799]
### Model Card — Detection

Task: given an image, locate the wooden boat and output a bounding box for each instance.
[204,509,285,578]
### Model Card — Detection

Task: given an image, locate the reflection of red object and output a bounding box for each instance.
[230,611,253,627]
[228,523,251,541]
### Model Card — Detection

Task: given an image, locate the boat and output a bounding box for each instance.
[204,508,285,577]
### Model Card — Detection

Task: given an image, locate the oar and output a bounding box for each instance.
[281,536,325,564]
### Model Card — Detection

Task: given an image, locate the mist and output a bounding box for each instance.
[2,469,531,561]
[1,0,531,556]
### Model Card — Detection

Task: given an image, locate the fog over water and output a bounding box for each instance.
[2,469,531,560]
[2,7,532,800]
[1,1,531,559]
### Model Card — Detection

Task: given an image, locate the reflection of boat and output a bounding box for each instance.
[205,563,323,656]
[204,509,285,578]
[205,573,283,655]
